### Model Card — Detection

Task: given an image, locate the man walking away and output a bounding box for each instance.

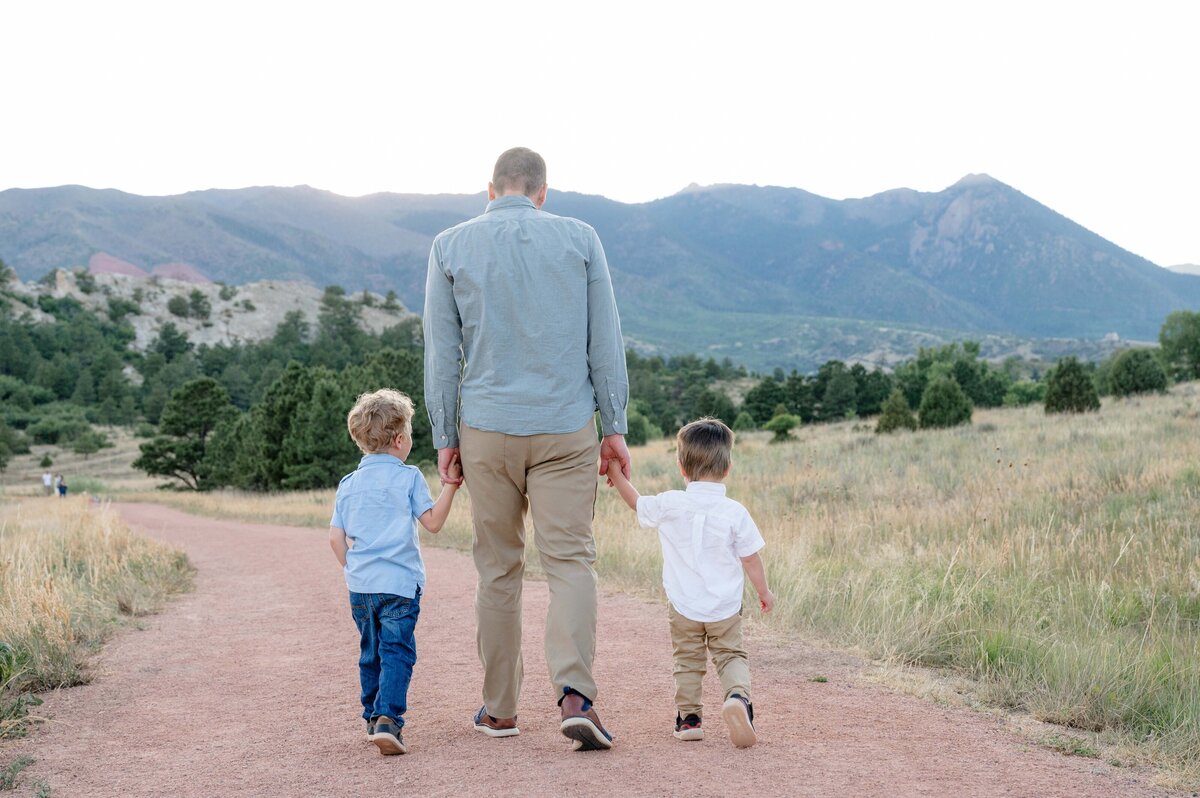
[424,147,630,751]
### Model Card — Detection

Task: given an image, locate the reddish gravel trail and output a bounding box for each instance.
[10,504,1176,797]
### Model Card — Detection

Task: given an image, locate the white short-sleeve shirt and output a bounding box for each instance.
[636,481,765,622]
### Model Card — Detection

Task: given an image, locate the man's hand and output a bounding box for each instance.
[598,434,631,484]
[438,447,464,485]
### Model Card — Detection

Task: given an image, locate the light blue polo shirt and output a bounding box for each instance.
[329,454,435,598]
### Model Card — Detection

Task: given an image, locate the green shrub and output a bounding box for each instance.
[187,289,211,320]
[218,284,238,301]
[1045,357,1100,414]
[26,414,91,445]
[73,269,97,294]
[732,411,756,432]
[72,429,111,459]
[106,296,141,322]
[764,413,801,442]
[1003,379,1046,407]
[38,454,53,468]
[1108,349,1168,397]
[876,389,917,433]
[918,377,972,429]
[625,409,663,447]
[167,295,190,318]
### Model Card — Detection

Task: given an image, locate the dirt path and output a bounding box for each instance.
[9,504,1175,797]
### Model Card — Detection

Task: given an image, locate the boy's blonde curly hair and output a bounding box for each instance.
[347,389,414,454]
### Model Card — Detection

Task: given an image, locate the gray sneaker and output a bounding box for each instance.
[369,715,407,755]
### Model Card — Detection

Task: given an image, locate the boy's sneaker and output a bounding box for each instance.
[473,706,520,738]
[369,715,407,755]
[673,713,703,741]
[559,688,613,751]
[721,694,757,749]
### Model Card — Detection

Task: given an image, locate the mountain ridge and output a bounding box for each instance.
[2,177,1197,370]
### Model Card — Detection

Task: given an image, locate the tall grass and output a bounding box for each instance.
[0,498,193,738]
[590,387,1200,781]
[125,387,1200,782]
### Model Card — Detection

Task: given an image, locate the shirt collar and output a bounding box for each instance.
[485,194,537,213]
[685,481,727,496]
[360,453,404,467]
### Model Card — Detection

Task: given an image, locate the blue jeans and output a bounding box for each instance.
[349,590,420,726]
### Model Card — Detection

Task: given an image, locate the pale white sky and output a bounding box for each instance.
[2,1,1196,266]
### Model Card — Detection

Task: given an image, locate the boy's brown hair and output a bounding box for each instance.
[676,416,734,481]
[346,389,414,454]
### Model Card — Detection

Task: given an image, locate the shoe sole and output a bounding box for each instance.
[473,722,520,738]
[722,698,757,749]
[369,732,408,755]
[561,717,613,751]
[673,728,704,741]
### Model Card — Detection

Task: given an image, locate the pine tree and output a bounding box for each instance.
[876,390,917,433]
[282,376,358,489]
[1108,349,1168,397]
[134,377,238,489]
[918,377,973,429]
[743,378,787,425]
[1044,357,1100,414]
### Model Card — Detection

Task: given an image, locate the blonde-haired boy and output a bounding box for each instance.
[607,417,773,748]
[329,388,461,755]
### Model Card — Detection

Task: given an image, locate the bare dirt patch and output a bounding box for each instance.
[6,504,1178,797]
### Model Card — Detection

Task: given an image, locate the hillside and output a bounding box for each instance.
[2,269,417,351]
[2,178,1197,369]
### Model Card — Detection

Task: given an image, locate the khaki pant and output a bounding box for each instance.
[459,422,600,718]
[669,603,751,717]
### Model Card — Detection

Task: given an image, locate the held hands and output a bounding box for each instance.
[439,448,464,486]
[758,589,776,614]
[599,434,631,487]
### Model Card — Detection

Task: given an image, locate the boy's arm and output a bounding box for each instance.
[740,552,775,613]
[418,454,461,534]
[329,526,349,568]
[606,458,640,512]
[418,483,459,533]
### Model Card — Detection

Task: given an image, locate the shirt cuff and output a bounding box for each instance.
[429,390,460,449]
[597,376,629,436]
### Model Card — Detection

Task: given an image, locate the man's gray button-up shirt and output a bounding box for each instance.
[423,194,629,449]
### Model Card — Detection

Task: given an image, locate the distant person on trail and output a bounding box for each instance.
[55,473,67,498]
[424,146,630,751]
[327,389,462,756]
[42,470,53,496]
[606,417,774,749]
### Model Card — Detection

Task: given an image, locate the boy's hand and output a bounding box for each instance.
[605,458,625,487]
[759,590,776,614]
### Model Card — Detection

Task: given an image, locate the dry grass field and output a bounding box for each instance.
[0,499,193,738]
[67,385,1200,783]
[0,427,159,498]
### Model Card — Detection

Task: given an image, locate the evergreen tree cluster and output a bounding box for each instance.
[4,262,1196,483]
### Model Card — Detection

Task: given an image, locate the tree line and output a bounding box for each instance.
[3,259,1200,481]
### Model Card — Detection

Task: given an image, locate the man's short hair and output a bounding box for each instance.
[346,389,414,454]
[676,417,734,481]
[492,147,547,196]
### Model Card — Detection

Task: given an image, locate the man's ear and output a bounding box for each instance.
[487,182,497,201]
[533,183,548,208]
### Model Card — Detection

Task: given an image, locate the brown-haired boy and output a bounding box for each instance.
[606,417,774,748]
[328,389,461,755]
